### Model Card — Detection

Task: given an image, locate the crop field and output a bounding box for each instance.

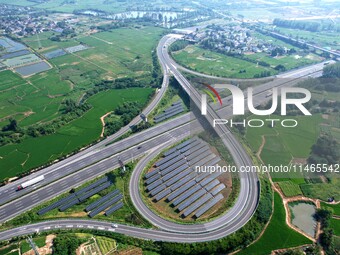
[0,88,152,180]
[300,178,340,201]
[246,114,323,166]
[22,32,80,53]
[321,202,340,216]
[172,45,274,78]
[246,52,322,70]
[97,237,117,254]
[0,26,163,179]
[278,181,303,197]
[237,192,312,255]
[330,218,340,236]
[274,27,340,51]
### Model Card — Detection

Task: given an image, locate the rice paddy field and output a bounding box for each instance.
[237,192,312,255]
[0,88,153,180]
[0,26,163,180]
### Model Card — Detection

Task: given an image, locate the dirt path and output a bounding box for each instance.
[100,111,113,138]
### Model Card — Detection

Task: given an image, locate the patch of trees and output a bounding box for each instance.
[253,70,272,78]
[273,18,340,33]
[308,135,340,165]
[323,62,340,78]
[151,49,163,88]
[314,209,337,255]
[169,40,190,52]
[0,100,91,147]
[52,234,84,255]
[94,22,128,32]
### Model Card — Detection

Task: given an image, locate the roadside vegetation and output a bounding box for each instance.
[0,162,151,231]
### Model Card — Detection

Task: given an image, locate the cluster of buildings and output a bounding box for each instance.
[185,24,291,55]
[0,4,73,37]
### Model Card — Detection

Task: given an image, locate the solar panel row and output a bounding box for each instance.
[172,100,182,106]
[144,169,158,179]
[150,184,166,196]
[37,193,76,215]
[194,193,224,218]
[164,169,194,187]
[159,155,184,171]
[177,189,207,212]
[145,173,161,185]
[105,201,124,216]
[204,179,220,192]
[160,159,186,175]
[181,142,205,156]
[85,189,120,212]
[146,179,163,192]
[162,164,188,182]
[78,181,112,202]
[164,104,183,114]
[154,107,184,123]
[167,180,196,201]
[210,184,226,196]
[200,171,222,186]
[169,173,196,191]
[186,147,210,162]
[172,185,201,206]
[182,193,213,217]
[74,176,109,196]
[154,189,171,201]
[155,151,181,167]
[188,150,212,166]
[59,198,80,212]
[89,193,123,218]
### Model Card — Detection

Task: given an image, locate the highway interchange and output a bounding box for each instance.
[0,33,333,243]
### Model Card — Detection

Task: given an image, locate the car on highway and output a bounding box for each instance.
[111,223,118,228]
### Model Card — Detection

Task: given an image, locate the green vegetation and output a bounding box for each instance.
[321,202,340,216]
[300,179,340,201]
[20,237,46,253]
[0,88,152,181]
[1,163,151,230]
[237,192,312,255]
[273,19,340,33]
[315,208,338,254]
[275,27,340,51]
[0,26,164,181]
[0,245,18,255]
[172,45,274,78]
[53,234,84,255]
[330,218,340,236]
[278,181,303,197]
[97,236,117,254]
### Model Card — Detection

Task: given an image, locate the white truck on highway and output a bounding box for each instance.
[17,175,44,190]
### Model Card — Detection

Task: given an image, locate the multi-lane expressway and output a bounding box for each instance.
[0,34,333,242]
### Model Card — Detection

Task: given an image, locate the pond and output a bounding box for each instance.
[14,61,51,76]
[289,202,317,237]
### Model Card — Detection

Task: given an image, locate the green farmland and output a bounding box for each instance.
[0,88,152,181]
[172,45,274,78]
[1,27,163,128]
[0,26,163,180]
[237,192,312,255]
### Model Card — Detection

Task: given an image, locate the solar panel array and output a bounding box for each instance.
[154,100,184,123]
[37,176,113,216]
[143,137,228,218]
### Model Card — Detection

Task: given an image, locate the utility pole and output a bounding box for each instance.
[27,236,40,255]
